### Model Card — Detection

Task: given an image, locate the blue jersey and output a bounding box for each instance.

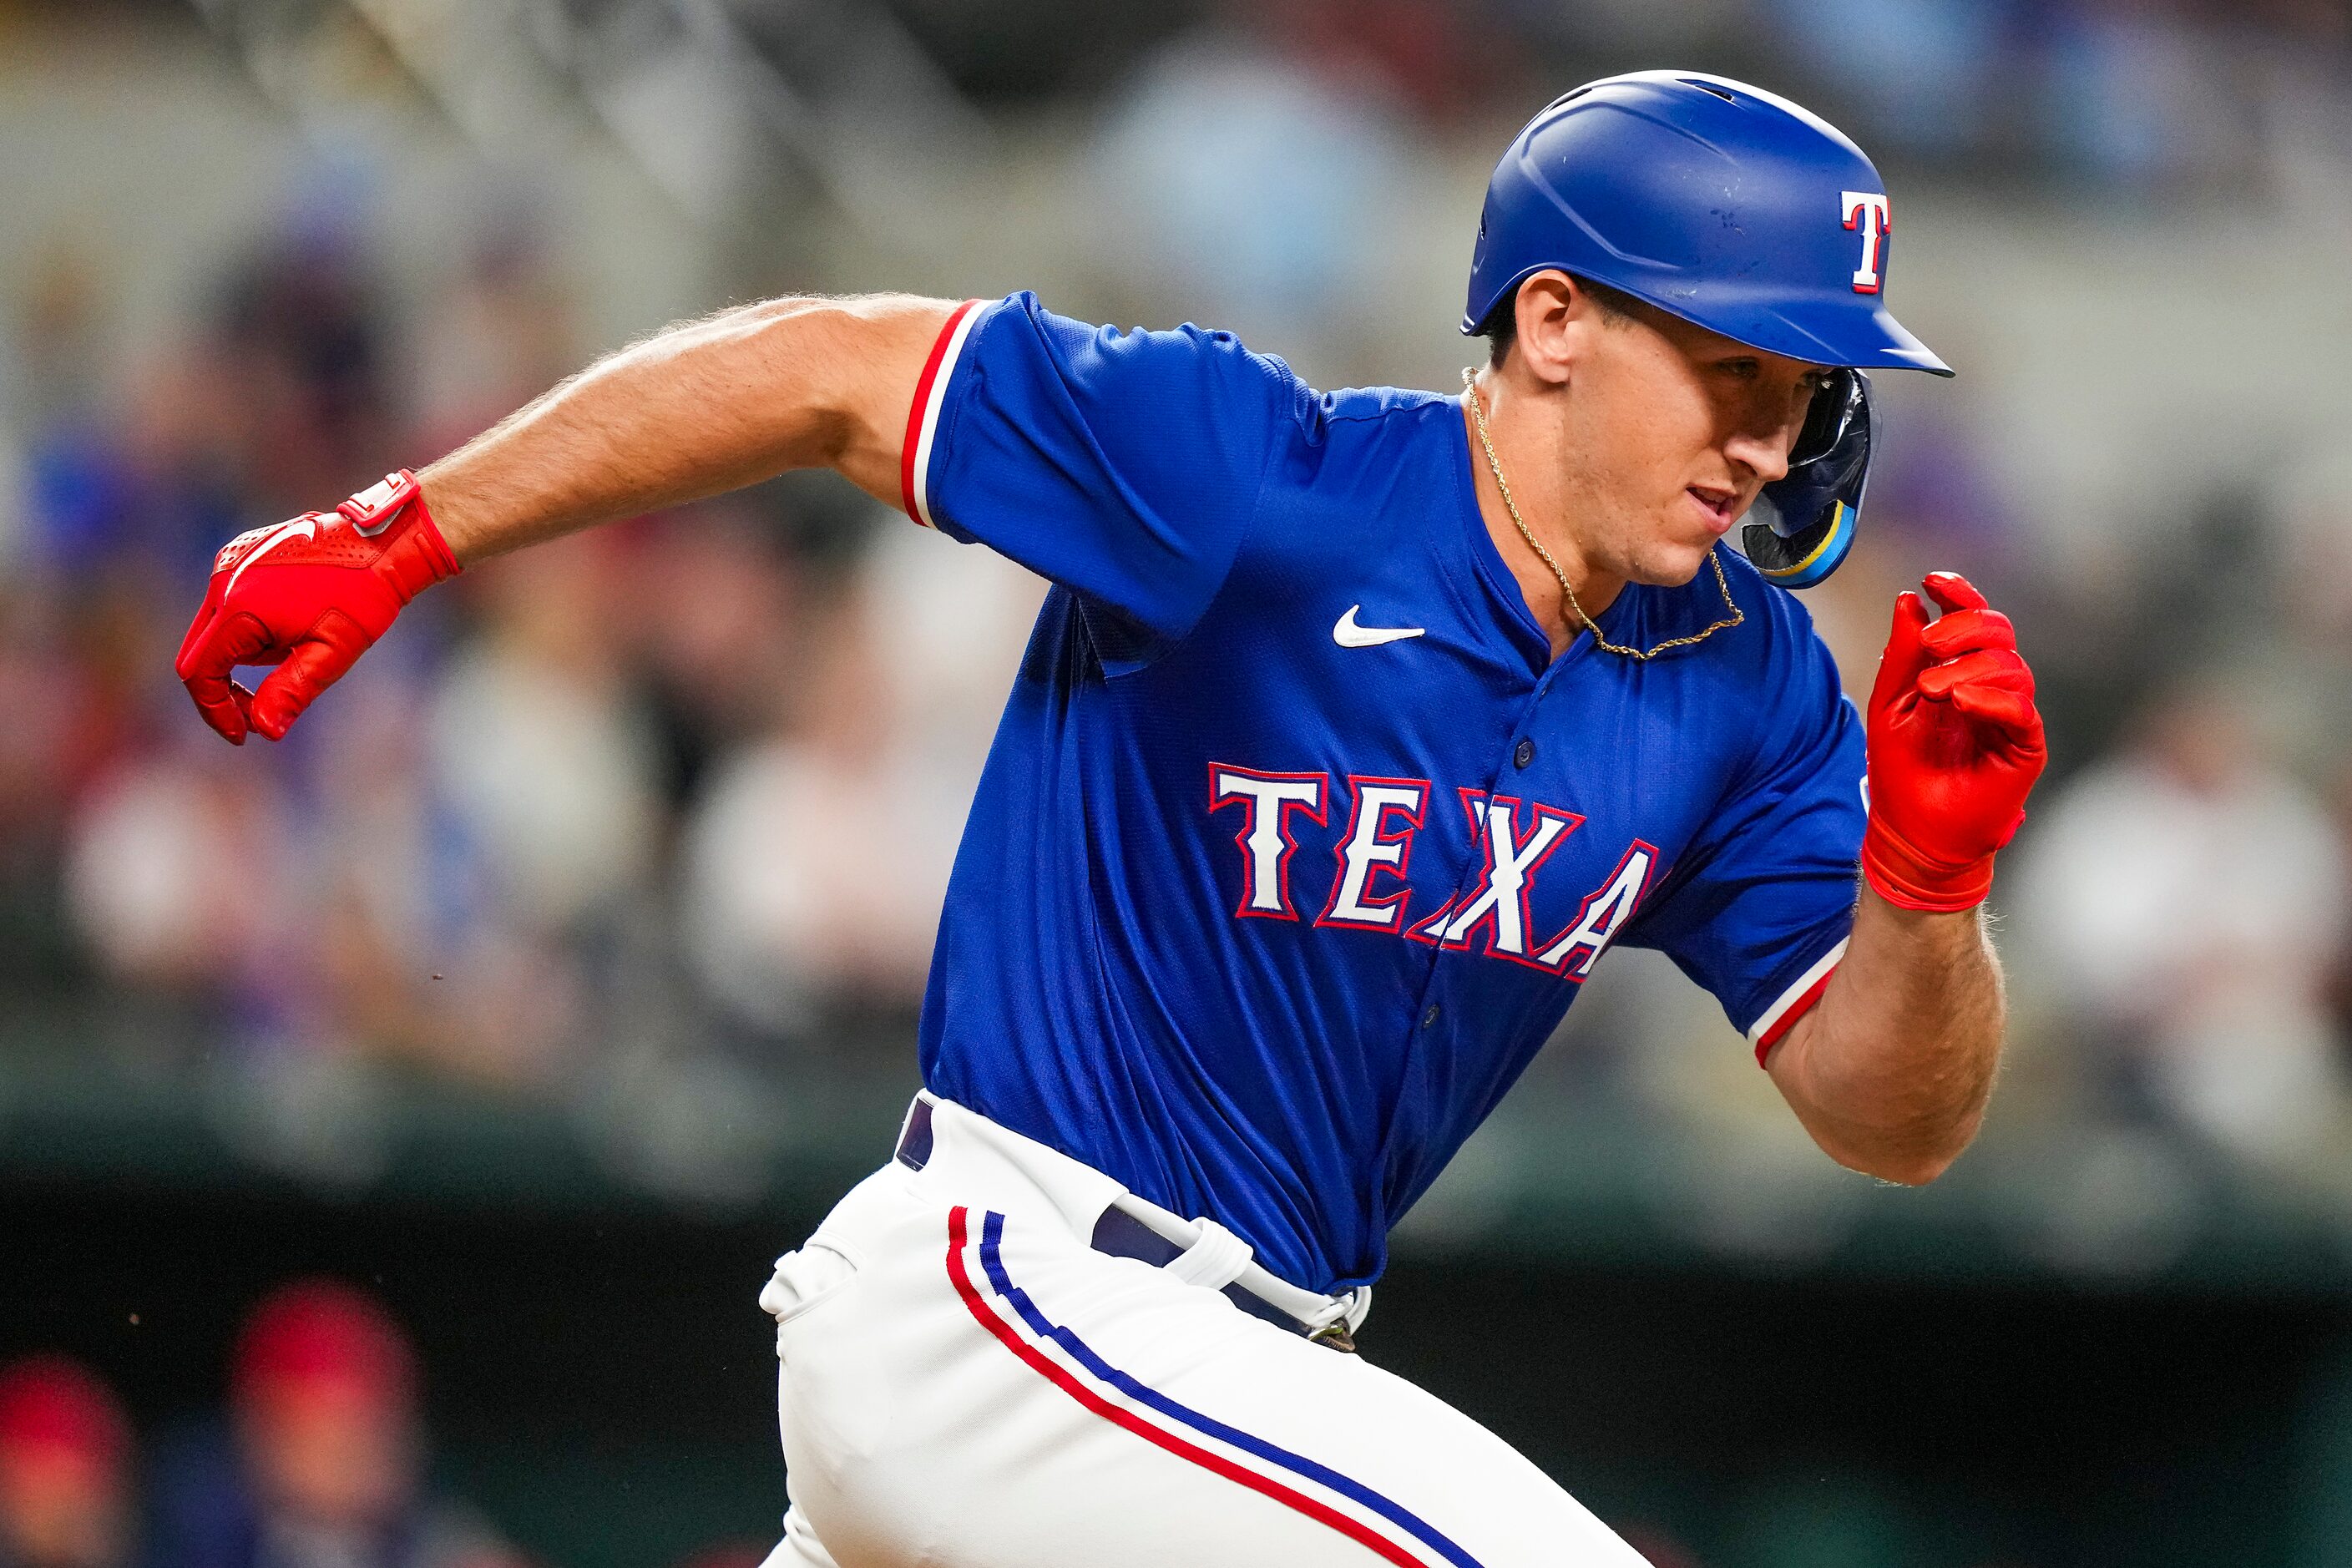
[905,294,1866,1293]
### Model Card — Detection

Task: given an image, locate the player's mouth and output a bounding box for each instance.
[1685,486,1740,535]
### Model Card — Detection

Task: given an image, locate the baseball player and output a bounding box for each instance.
[176,72,2045,1567]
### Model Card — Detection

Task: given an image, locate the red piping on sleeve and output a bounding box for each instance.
[1753,964,1837,1067]
[899,298,981,525]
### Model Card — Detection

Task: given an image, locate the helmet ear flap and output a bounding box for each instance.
[1742,370,1874,589]
[1786,369,1857,466]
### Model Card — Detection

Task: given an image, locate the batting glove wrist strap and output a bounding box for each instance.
[1859,817,1995,913]
[175,470,460,746]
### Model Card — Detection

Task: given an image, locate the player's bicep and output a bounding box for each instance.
[769,294,964,508]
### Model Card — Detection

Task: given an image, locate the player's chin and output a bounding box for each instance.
[1627,535,1718,588]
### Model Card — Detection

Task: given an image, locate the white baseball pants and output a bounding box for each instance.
[756,1095,1648,1568]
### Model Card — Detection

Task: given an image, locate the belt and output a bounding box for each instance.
[894,1095,1367,1352]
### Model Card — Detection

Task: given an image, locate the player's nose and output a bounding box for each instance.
[1723,426,1793,488]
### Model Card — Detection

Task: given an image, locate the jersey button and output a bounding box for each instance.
[1514,737,1535,768]
[1421,1004,1441,1029]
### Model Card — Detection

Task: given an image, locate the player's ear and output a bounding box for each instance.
[1510,271,1578,388]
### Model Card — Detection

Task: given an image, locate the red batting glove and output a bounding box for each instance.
[175,470,460,745]
[1861,571,2047,912]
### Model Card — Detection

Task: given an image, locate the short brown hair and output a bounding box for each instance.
[1480,273,1639,367]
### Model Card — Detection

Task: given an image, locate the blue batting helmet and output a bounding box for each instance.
[1463,70,1950,587]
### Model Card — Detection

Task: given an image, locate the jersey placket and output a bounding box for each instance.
[1383,637,1592,1198]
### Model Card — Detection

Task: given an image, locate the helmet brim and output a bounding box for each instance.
[1717,291,1954,377]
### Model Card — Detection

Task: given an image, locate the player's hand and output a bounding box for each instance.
[175,470,460,745]
[1861,571,2046,912]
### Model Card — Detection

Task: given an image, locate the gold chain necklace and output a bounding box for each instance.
[1462,368,1743,662]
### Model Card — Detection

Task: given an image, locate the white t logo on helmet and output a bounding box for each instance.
[1842,191,1891,295]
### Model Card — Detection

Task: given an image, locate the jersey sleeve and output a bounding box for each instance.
[902,293,1305,660]
[1622,611,1867,1065]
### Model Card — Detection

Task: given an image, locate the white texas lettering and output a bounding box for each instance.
[1535,843,1658,975]
[1318,777,1429,930]
[1210,764,1658,978]
[1209,766,1328,920]
[1437,795,1581,959]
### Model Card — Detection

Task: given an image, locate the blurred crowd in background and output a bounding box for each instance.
[1,206,1037,1092]
[0,1289,777,1568]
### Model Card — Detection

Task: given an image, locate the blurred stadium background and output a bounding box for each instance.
[3,0,2352,1563]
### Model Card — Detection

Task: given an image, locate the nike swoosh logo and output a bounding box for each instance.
[1333,604,1425,648]
[225,516,316,598]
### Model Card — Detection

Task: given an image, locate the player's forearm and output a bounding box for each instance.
[1767,886,2004,1186]
[417,294,951,563]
